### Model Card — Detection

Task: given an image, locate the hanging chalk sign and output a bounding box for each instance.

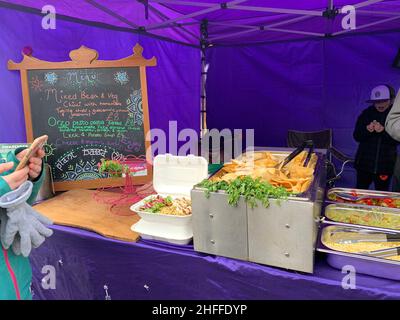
[8,44,156,191]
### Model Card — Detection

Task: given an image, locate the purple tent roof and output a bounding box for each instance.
[2,0,400,46]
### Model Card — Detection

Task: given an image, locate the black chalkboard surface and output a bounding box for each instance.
[9,44,156,191]
[28,67,146,182]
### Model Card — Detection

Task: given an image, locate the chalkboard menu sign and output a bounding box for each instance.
[8,44,156,191]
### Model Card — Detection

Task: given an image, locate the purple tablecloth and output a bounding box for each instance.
[30,225,400,300]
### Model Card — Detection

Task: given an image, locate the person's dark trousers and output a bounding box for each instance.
[392,155,400,192]
[356,170,392,191]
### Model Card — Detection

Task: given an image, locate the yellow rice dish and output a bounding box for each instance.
[323,231,400,262]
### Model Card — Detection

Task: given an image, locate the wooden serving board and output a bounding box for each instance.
[33,189,140,242]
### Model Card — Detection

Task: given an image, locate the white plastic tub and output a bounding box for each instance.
[130,195,193,244]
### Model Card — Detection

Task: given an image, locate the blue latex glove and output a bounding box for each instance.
[0,181,53,257]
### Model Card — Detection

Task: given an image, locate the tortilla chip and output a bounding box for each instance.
[223,163,240,173]
[250,167,271,180]
[287,166,314,179]
[220,172,246,182]
[300,178,312,192]
[213,151,317,193]
[254,158,278,167]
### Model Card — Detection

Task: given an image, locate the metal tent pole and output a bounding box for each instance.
[85,0,139,28]
[352,0,385,9]
[200,19,208,138]
[333,14,400,36]
[146,0,248,31]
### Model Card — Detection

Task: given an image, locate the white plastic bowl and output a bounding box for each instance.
[130,194,193,244]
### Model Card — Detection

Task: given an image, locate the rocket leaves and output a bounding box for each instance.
[198,176,291,209]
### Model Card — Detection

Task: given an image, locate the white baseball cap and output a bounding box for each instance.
[367,85,391,102]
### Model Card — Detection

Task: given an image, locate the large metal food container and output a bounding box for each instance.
[191,148,326,273]
[317,225,400,280]
[191,191,248,260]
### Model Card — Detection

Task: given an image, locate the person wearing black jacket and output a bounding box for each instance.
[353,85,398,191]
[385,87,400,191]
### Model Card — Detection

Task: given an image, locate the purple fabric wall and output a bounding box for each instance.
[0,5,200,143]
[206,31,400,187]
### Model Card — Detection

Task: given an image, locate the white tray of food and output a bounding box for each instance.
[130,154,208,244]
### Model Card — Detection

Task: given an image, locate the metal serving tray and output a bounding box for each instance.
[327,188,400,209]
[191,148,326,273]
[323,203,400,234]
[317,225,400,280]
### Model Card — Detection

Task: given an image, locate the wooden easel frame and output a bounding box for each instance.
[8,44,156,191]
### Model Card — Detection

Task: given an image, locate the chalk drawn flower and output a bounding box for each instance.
[127,90,143,126]
[60,161,102,181]
[114,71,129,85]
[44,72,58,85]
[43,143,55,161]
[29,76,44,92]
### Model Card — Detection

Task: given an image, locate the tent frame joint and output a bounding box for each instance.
[323,7,339,19]
[200,19,209,48]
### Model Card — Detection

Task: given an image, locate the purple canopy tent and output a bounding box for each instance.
[3,0,400,44]
[1,0,400,186]
[1,0,400,299]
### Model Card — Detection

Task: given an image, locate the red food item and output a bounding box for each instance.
[364,199,373,206]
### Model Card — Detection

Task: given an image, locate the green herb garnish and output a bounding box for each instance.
[98,159,129,178]
[198,176,291,208]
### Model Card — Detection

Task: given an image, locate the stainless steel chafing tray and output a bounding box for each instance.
[317,225,400,280]
[191,148,327,273]
[327,187,400,208]
[323,203,400,234]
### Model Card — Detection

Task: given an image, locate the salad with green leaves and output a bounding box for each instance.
[140,195,173,213]
[198,176,291,208]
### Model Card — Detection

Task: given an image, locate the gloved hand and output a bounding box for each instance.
[0,208,8,247]
[0,181,53,257]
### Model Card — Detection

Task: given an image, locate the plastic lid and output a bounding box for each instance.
[153,154,208,197]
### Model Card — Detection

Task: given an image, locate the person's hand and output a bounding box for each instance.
[0,162,13,175]
[16,148,45,180]
[0,181,53,257]
[1,163,29,190]
[374,122,385,133]
[367,122,375,132]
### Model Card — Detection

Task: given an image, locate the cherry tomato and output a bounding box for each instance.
[364,199,373,206]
